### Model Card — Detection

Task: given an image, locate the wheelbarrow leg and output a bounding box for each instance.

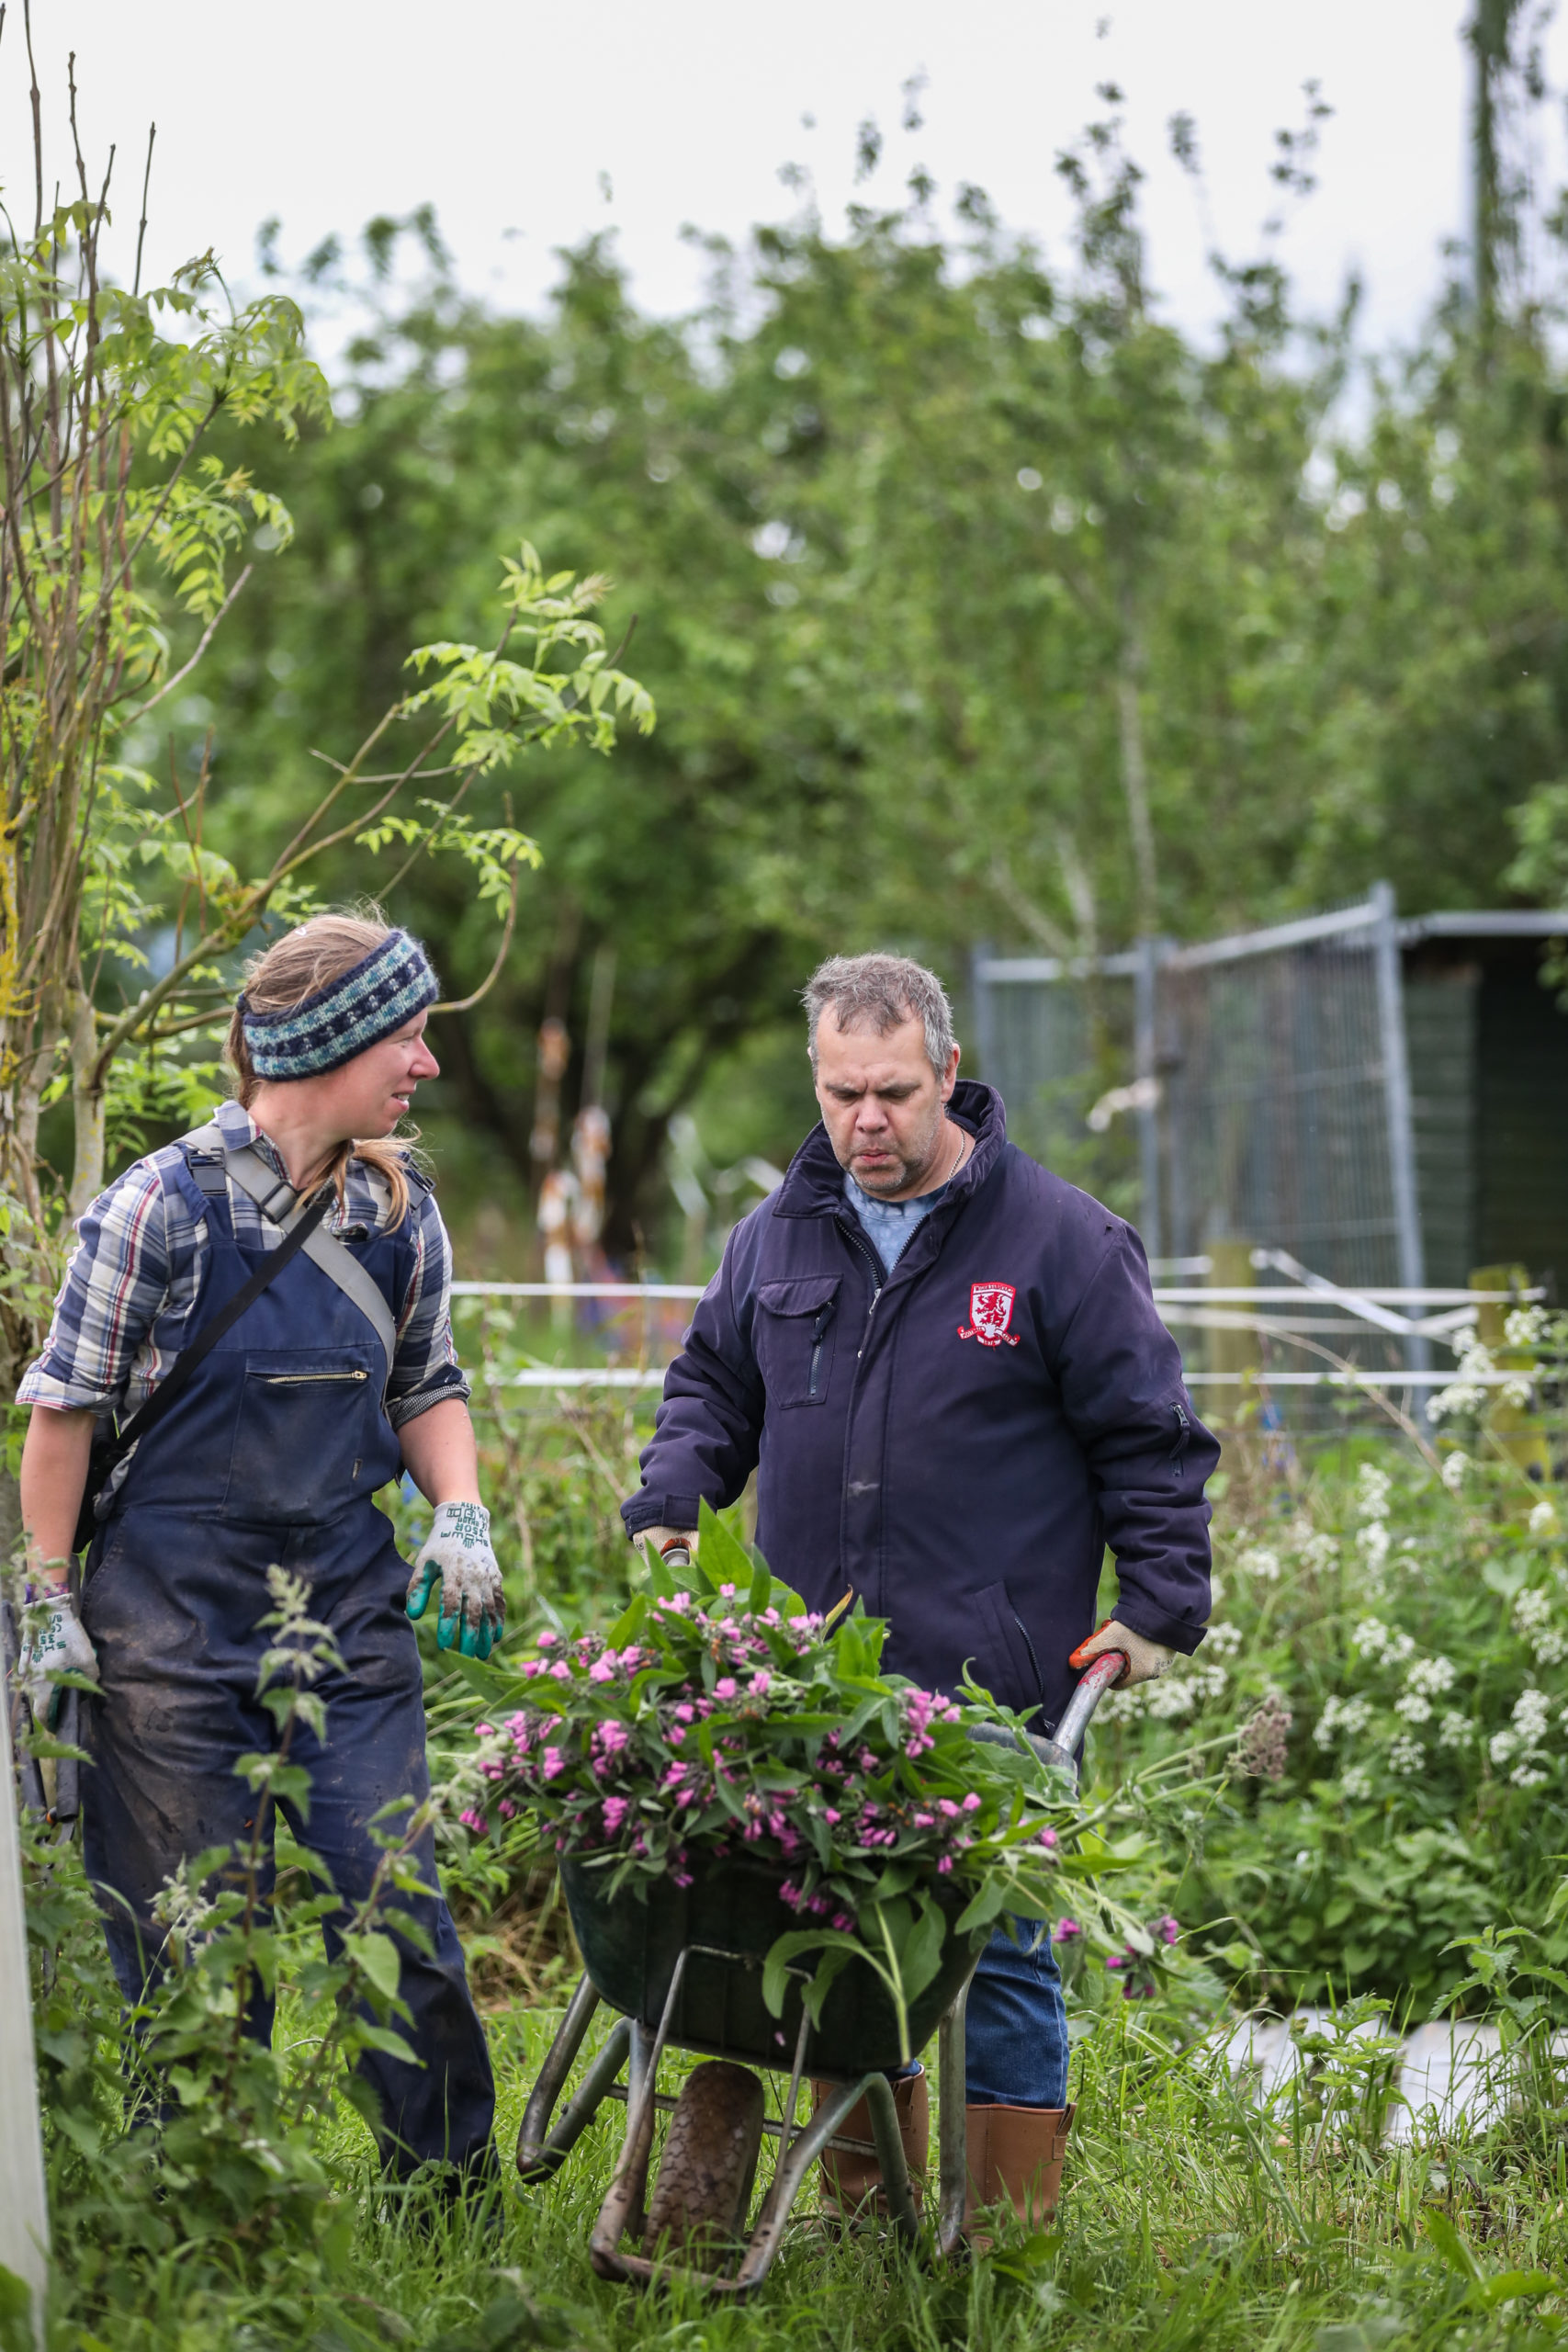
[591,1953,690,2276]
[516,1972,603,2178]
[728,2070,881,2293]
[518,2014,632,2183]
[936,1980,970,2262]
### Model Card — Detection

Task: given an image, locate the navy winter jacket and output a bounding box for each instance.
[623,1081,1218,1737]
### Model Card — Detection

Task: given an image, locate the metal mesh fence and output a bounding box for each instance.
[1160,928,1400,1290]
[973,889,1423,1296]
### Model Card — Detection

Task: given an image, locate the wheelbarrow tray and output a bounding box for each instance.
[560,1851,978,2075]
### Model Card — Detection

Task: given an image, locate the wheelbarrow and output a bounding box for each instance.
[514,1648,1125,2296]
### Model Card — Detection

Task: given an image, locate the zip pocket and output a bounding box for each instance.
[807,1302,835,1398]
[259,1369,369,1386]
[1169,1399,1191,1464]
[755,1275,840,1407]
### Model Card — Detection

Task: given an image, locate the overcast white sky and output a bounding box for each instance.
[7,4,1567,359]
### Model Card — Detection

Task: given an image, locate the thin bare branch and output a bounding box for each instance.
[429,860,524,1015]
[118,561,253,731]
[133,122,155,298]
[23,0,41,240]
[166,730,210,932]
[308,750,467,784]
[377,769,476,896]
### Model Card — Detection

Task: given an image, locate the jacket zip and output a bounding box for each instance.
[807,1301,836,1398]
[259,1369,368,1386]
[835,1217,885,1360]
[1169,1399,1191,1464]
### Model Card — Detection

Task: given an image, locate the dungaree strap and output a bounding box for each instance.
[183,1123,400,1390]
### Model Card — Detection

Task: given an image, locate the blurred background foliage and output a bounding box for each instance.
[128,49,1568,1271]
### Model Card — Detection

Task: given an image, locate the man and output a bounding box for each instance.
[622,951,1218,2224]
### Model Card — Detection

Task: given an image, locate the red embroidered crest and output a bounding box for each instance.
[958,1281,1021,1347]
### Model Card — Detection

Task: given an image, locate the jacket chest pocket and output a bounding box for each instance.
[755,1275,841,1408]
[220,1348,382,1526]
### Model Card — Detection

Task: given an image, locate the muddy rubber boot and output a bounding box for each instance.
[812,2066,929,2222]
[964,2100,1075,2245]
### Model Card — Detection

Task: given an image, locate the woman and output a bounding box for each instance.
[17,913,501,2180]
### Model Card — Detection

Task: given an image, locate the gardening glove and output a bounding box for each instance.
[1068,1618,1174,1689]
[18,1585,99,1726]
[636,1525,697,1568]
[405,1501,505,1658]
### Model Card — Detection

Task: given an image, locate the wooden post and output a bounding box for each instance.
[0,1688,50,2343]
[1472,1262,1551,1483]
[1205,1238,1259,1419]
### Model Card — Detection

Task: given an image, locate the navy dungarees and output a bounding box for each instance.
[80,1139,494,2176]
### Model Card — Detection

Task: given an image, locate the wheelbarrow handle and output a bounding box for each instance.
[1033,1649,1128,1781]
[964,1648,1128,1792]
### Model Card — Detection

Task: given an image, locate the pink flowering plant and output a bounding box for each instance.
[454,1506,1176,2057]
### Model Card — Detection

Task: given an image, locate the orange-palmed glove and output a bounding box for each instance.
[1068,1617,1176,1688]
[636,1525,697,1567]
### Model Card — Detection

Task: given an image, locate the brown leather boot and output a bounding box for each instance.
[964,2100,1075,2242]
[812,2066,929,2221]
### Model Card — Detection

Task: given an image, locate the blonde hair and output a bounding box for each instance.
[225,910,424,1228]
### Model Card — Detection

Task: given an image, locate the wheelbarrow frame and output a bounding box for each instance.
[517,1942,978,2292]
[514,1649,1125,2298]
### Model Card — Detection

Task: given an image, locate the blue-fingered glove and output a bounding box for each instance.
[405,1500,505,1658]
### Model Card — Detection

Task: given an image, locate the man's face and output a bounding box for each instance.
[812,1006,960,1199]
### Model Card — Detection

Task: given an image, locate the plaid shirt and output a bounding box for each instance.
[19,1100,470,1431]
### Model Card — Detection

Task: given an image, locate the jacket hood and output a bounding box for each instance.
[772,1078,1009,1220]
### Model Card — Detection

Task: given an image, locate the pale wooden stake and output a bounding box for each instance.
[0,1691,49,2345]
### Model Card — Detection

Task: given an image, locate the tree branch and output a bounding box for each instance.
[117,561,253,732]
[429,860,523,1015]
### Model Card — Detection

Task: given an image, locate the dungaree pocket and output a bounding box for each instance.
[220,1346,383,1525]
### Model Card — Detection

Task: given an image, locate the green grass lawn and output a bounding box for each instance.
[37,1984,1568,2352]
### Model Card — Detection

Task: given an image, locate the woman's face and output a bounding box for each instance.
[317,1011,440,1137]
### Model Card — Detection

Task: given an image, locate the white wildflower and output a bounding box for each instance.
[1502,1374,1535,1410]
[1505,1306,1551,1351]
[1491,1727,1519,1765]
[1513,1687,1551,1746]
[1430,1338,1497,1425]
[1516,1587,1553,1634]
[1530,1499,1560,1541]
[1438,1711,1472,1748]
[1512,1764,1550,1788]
[1204,1622,1243,1658]
[1394,1692,1433,1724]
[1146,1677,1197,1720]
[1301,1533,1340,1574]
[1190,1663,1229,1701]
[1314,1693,1372,1747]
[1352,1618,1415,1665]
[1358,1522,1392,1574]
[1388,1735,1426,1776]
[1341,1765,1372,1800]
[1209,1574,1225,1608]
[1514,1586,1568,1663]
[1237,1546,1282,1583]
[1440,1450,1472,1490]
[1356,1464,1393,1522]
[1406,1656,1458,1698]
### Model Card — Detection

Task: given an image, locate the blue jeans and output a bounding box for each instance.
[964,1921,1069,2108]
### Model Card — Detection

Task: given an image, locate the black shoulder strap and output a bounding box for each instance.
[113,1185,332,1455]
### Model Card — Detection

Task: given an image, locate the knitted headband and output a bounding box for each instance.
[239,930,440,1080]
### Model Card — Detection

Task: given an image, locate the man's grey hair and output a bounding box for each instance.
[803,953,957,1077]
